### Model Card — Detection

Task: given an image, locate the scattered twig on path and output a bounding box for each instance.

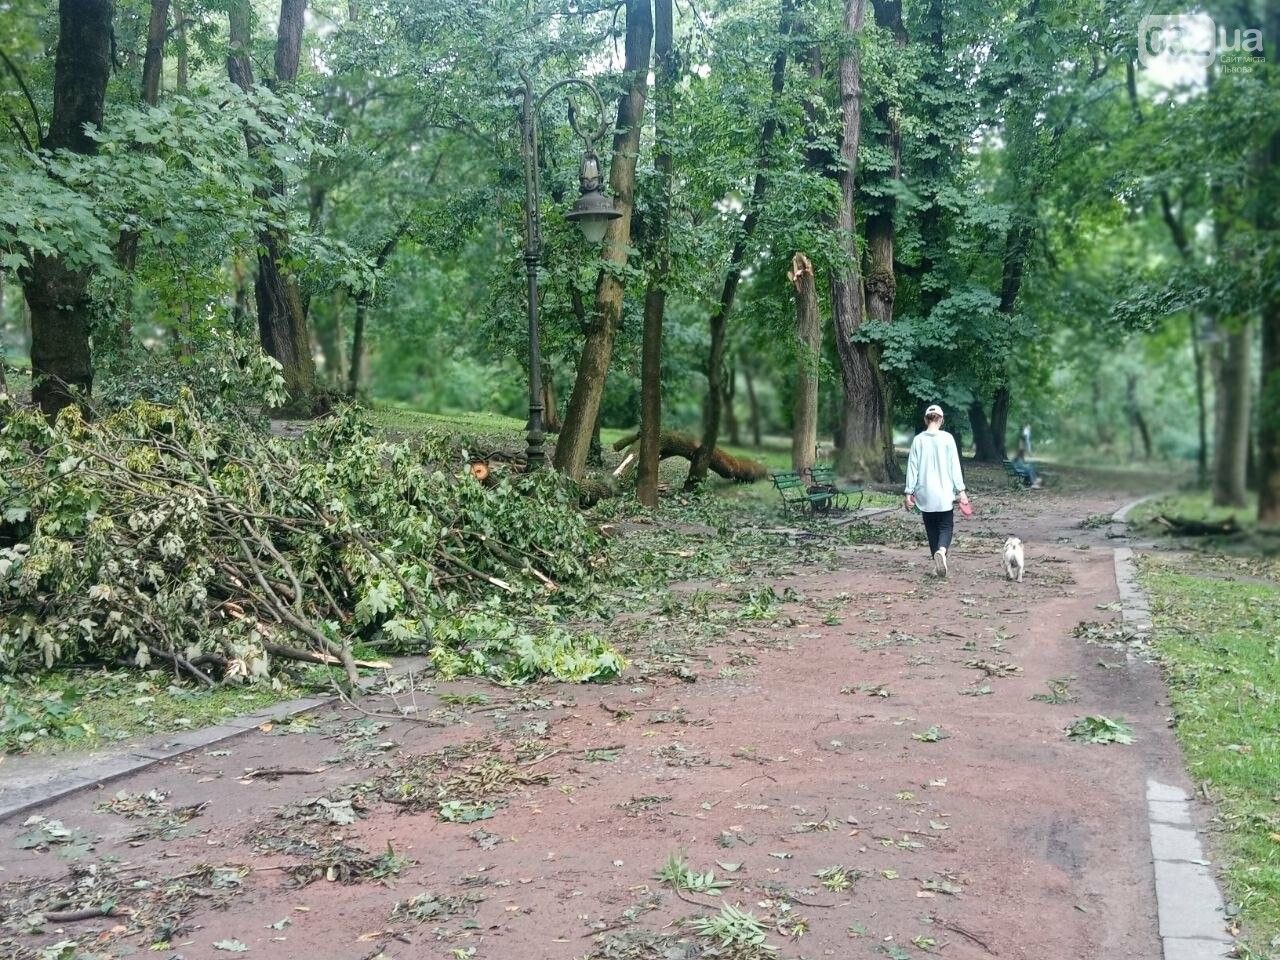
[519,749,564,768]
[42,906,121,923]
[705,773,778,808]
[329,677,448,726]
[242,767,323,780]
[938,918,997,954]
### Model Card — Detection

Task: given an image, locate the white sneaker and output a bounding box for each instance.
[935,549,948,578]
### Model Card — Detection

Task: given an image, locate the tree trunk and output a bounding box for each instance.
[345,227,403,397]
[683,0,792,489]
[174,1,188,91]
[743,361,762,448]
[723,365,740,446]
[861,0,906,483]
[1261,299,1280,527]
[636,0,672,508]
[141,0,169,105]
[553,0,653,479]
[830,0,888,482]
[20,0,114,419]
[1211,321,1251,507]
[348,300,367,396]
[790,254,820,473]
[541,362,562,433]
[227,0,318,412]
[115,0,170,277]
[989,386,1011,460]
[1190,314,1209,485]
[969,401,998,461]
[1125,373,1152,461]
[1253,0,1279,527]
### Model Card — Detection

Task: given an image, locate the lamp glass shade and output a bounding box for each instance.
[577,216,610,243]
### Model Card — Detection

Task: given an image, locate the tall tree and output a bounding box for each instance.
[227,0,319,410]
[554,0,654,478]
[637,0,674,508]
[684,0,791,489]
[20,0,114,418]
[789,252,820,473]
[860,0,906,481]
[829,0,885,479]
[1260,0,1280,526]
[116,0,171,275]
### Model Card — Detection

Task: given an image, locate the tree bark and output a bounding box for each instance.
[830,0,889,482]
[1125,373,1153,461]
[116,0,170,276]
[227,0,319,411]
[541,362,562,433]
[743,361,762,448]
[346,227,403,396]
[1253,0,1279,528]
[174,1,188,91]
[968,401,998,461]
[684,0,791,488]
[860,0,906,483]
[348,301,367,396]
[553,0,653,478]
[1210,322,1251,506]
[790,253,820,473]
[637,0,673,508]
[21,0,114,419]
[723,365,740,446]
[141,0,169,105]
[989,385,1011,460]
[1261,300,1280,527]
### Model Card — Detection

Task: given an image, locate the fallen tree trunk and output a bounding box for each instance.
[613,429,767,483]
[1154,514,1240,536]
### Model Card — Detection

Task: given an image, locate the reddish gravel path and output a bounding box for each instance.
[0,478,1195,960]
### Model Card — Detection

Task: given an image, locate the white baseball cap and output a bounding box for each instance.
[925,404,944,418]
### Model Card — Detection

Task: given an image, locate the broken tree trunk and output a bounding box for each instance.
[614,430,767,483]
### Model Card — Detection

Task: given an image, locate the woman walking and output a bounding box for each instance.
[903,404,969,578]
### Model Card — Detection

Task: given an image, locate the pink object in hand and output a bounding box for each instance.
[958,500,973,517]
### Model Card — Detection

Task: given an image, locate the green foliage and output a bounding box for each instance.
[1065,715,1134,745]
[0,370,621,686]
[656,853,734,895]
[687,903,776,955]
[0,682,91,752]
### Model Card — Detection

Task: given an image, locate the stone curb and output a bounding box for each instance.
[0,657,428,825]
[1113,547,1153,638]
[1111,492,1166,525]
[1109,504,1234,960]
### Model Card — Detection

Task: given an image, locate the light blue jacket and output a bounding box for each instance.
[904,429,966,513]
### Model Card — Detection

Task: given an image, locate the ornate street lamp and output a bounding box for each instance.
[518,70,621,469]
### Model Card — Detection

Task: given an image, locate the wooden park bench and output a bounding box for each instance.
[771,471,836,514]
[807,463,865,511]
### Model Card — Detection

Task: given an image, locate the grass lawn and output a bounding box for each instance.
[1139,553,1280,954]
[1,668,325,755]
[1130,490,1259,531]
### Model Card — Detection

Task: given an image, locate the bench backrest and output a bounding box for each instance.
[771,472,809,500]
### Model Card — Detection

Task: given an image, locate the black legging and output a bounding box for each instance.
[922,509,954,554]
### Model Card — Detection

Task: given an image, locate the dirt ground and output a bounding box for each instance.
[0,472,1200,960]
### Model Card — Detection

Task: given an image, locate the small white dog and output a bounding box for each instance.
[1003,537,1025,583]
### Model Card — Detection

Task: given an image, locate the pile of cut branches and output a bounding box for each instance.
[0,392,622,686]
